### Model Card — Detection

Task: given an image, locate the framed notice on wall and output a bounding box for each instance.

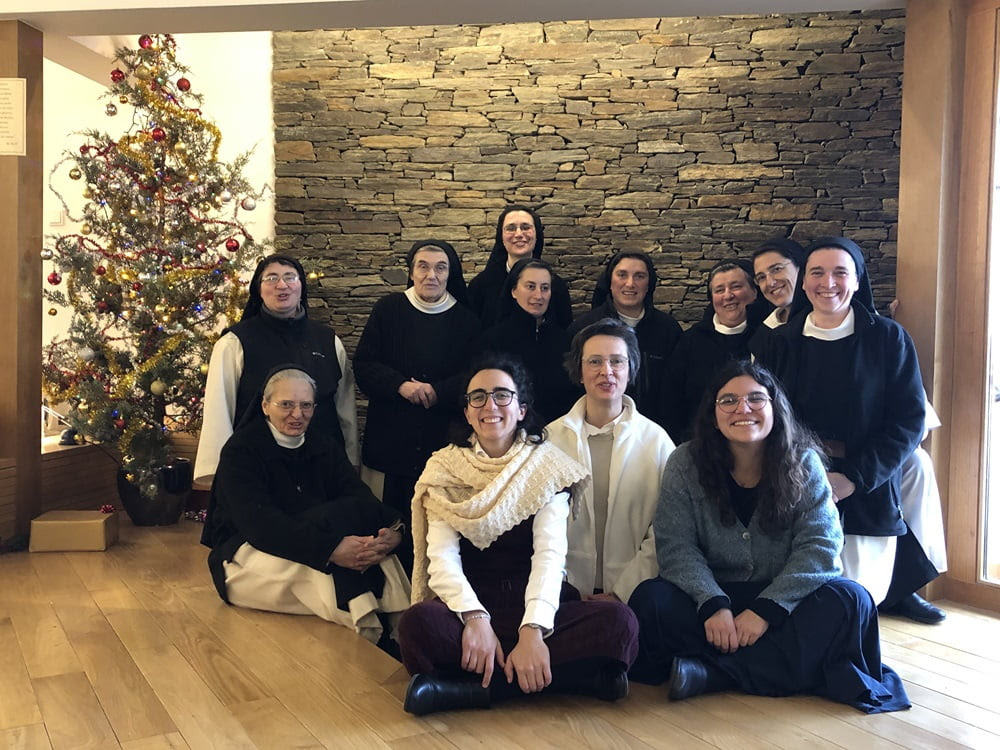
[0,78,27,156]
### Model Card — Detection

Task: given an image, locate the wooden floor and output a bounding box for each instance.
[1,521,999,750]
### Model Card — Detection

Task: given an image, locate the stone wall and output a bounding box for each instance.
[272,11,904,345]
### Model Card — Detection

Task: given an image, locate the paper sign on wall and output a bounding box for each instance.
[0,78,27,156]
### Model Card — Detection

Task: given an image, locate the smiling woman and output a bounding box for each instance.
[629,359,910,713]
[397,354,638,716]
[547,318,675,607]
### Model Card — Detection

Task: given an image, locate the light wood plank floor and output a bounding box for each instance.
[1,519,999,749]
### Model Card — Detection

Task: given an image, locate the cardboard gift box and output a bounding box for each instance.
[29,510,119,552]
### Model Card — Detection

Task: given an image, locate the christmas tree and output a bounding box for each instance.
[41,34,267,500]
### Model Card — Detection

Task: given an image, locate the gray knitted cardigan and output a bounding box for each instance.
[654,443,843,614]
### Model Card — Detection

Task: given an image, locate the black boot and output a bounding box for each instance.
[549,658,629,702]
[592,663,629,702]
[403,674,491,716]
[667,657,733,701]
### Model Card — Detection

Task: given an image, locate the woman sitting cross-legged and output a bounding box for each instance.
[397,354,639,716]
[202,365,410,650]
[629,360,910,714]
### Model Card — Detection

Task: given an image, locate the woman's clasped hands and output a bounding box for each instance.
[704,608,770,653]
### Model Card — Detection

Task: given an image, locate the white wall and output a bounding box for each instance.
[42,31,275,345]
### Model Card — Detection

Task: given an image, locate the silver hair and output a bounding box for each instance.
[262,368,317,401]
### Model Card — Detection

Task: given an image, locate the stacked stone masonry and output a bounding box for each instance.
[272,11,904,350]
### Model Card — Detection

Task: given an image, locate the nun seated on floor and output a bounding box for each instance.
[202,365,410,652]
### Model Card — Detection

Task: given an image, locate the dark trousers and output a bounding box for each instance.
[881,525,940,608]
[398,596,638,696]
[629,577,910,714]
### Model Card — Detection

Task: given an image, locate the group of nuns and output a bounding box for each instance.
[193,204,944,717]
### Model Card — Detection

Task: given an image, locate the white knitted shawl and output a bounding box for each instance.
[409,436,588,604]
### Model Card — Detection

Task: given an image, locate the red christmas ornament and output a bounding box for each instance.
[111,68,125,83]
[47,271,62,285]
[225,238,240,252]
[96,301,110,313]
[139,35,153,49]
[114,418,126,430]
[177,77,191,92]
[151,127,166,142]
[95,265,106,275]
[132,282,143,292]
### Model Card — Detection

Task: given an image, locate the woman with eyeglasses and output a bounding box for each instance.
[195,254,358,487]
[629,360,909,713]
[203,366,410,649]
[479,257,577,423]
[398,354,638,715]
[547,318,675,608]
[467,205,573,328]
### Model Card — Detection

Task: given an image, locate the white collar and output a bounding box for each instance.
[266,420,305,449]
[405,286,456,314]
[803,308,856,340]
[763,308,785,329]
[713,314,747,335]
[617,309,644,327]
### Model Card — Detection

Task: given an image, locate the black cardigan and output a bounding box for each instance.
[756,300,924,536]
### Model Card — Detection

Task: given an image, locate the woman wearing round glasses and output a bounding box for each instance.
[203,366,409,647]
[547,318,675,609]
[629,360,909,713]
[195,254,358,487]
[398,354,637,715]
[479,258,577,423]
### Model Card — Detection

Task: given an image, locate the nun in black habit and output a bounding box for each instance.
[755,237,941,622]
[202,365,411,646]
[354,240,481,532]
[659,259,761,444]
[467,205,573,328]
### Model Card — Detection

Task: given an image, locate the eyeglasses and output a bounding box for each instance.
[465,388,517,407]
[753,262,791,285]
[583,356,628,371]
[261,272,300,285]
[268,400,316,413]
[715,392,771,413]
[503,222,535,234]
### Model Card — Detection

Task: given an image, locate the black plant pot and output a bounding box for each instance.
[116,458,193,526]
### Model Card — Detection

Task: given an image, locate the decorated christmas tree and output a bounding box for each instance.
[41,34,267,501]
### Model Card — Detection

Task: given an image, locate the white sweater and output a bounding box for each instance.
[547,395,675,603]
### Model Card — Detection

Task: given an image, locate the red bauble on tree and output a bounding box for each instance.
[47,271,62,285]
[225,238,240,252]
[96,300,110,313]
[151,127,166,142]
[177,77,191,92]
[95,265,106,275]
[138,35,153,49]
[111,68,125,83]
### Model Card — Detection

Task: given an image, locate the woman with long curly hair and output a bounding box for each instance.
[629,360,910,713]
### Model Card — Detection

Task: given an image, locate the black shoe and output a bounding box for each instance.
[403,674,491,716]
[667,657,709,701]
[879,593,946,625]
[593,664,629,702]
